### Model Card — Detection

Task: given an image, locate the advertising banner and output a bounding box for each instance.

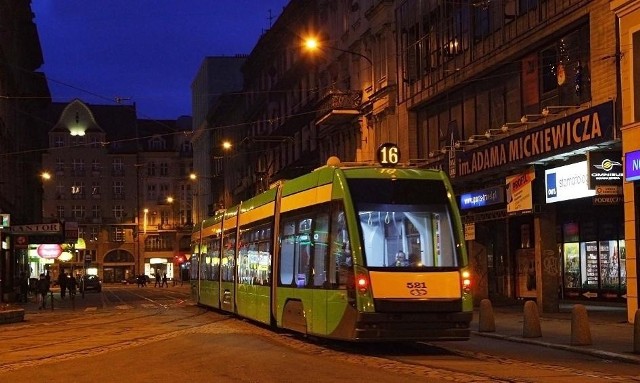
[459,186,505,210]
[506,168,535,214]
[545,160,596,203]
[455,101,614,179]
[587,151,623,188]
[625,149,640,182]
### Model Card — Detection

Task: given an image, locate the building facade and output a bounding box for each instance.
[191,56,246,222]
[38,100,193,284]
[610,0,640,322]
[0,0,50,301]
[395,0,623,314]
[205,0,637,319]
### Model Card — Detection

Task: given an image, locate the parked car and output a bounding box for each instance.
[80,275,102,293]
[124,275,150,285]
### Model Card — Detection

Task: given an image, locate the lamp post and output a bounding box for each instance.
[303,37,378,162]
[303,37,373,67]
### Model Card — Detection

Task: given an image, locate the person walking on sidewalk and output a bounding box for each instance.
[58,271,67,299]
[67,274,77,298]
[154,270,161,287]
[37,273,50,310]
[18,272,29,303]
[162,273,168,287]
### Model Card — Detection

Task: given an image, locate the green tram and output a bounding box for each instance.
[190,149,472,341]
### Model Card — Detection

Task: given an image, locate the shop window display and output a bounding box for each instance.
[560,221,626,300]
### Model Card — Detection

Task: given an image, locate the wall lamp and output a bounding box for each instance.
[542,105,581,116]
[485,125,510,138]
[520,114,547,123]
[465,133,491,144]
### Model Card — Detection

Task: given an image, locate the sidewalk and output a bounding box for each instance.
[473,301,640,364]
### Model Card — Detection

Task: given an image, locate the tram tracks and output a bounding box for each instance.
[0,313,232,373]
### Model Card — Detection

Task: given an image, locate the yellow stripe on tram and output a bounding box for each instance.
[239,202,275,226]
[280,184,332,213]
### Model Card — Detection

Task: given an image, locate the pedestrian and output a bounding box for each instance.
[18,272,29,303]
[67,274,77,297]
[162,273,168,287]
[154,270,161,287]
[58,271,67,299]
[37,273,50,309]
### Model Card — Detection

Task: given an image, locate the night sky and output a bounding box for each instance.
[32,0,290,120]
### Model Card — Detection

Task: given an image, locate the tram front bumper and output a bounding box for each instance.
[353,311,473,341]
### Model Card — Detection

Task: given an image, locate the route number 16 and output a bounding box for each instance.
[377,143,400,167]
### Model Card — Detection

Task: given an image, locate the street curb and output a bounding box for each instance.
[472,330,640,365]
[0,308,25,324]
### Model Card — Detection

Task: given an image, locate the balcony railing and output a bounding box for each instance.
[316,89,362,125]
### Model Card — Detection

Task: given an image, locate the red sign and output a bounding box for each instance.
[37,244,62,259]
[15,236,28,247]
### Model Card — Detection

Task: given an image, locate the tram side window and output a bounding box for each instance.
[279,208,325,288]
[313,213,329,287]
[204,236,220,281]
[238,223,272,285]
[190,247,200,280]
[329,204,352,289]
[280,219,296,286]
[221,230,236,282]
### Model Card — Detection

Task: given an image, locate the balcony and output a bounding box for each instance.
[316,90,362,126]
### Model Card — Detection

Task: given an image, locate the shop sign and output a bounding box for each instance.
[0,214,9,228]
[37,244,62,259]
[545,161,596,203]
[625,149,640,182]
[11,222,61,234]
[595,185,622,195]
[506,168,535,214]
[587,150,622,188]
[464,223,475,241]
[456,101,614,178]
[593,195,623,205]
[459,186,504,209]
[64,221,79,242]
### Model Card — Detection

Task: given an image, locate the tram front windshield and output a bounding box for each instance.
[348,178,460,268]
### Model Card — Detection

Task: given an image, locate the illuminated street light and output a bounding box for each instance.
[303,37,373,67]
[41,171,51,181]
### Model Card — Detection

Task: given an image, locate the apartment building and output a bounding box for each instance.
[209,0,634,316]
[39,100,193,284]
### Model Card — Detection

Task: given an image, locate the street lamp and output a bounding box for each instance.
[303,37,373,67]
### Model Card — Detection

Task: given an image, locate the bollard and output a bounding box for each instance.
[570,304,592,346]
[522,300,542,338]
[634,310,640,353]
[478,299,496,332]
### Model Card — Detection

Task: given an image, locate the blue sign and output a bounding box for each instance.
[546,172,557,198]
[460,186,505,209]
[625,150,640,182]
